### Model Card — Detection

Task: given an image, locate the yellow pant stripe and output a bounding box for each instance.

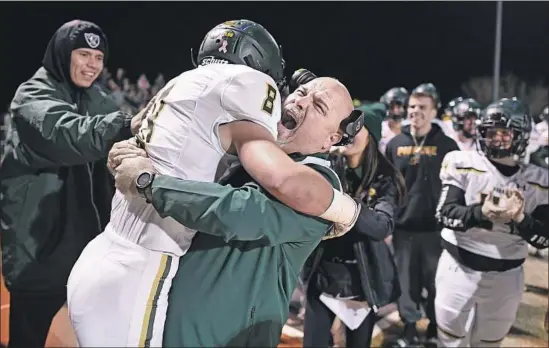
[139,254,172,347]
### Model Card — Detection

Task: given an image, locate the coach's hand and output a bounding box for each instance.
[108,138,148,174]
[114,156,156,197]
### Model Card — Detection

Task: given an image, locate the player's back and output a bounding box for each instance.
[107,63,281,256]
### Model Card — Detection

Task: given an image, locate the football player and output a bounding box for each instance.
[66,19,359,347]
[379,87,408,153]
[435,97,549,347]
[448,98,482,150]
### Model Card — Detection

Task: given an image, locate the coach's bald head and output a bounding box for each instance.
[278,77,354,155]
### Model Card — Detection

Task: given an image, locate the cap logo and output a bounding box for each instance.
[84,32,100,49]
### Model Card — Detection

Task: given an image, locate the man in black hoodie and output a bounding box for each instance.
[385,83,458,346]
[1,20,138,348]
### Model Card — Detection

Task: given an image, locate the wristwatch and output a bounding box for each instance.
[135,171,156,203]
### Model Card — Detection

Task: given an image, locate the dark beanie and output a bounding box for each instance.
[357,102,386,143]
[42,20,108,88]
[70,21,108,55]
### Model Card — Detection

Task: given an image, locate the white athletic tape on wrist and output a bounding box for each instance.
[318,188,359,225]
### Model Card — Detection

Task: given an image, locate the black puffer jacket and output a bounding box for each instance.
[303,155,401,310]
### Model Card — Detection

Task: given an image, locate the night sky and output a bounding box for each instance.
[1,1,548,108]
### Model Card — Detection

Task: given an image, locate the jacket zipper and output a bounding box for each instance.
[354,242,379,313]
[250,306,256,323]
[78,93,102,231]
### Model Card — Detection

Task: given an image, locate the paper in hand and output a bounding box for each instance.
[319,293,371,330]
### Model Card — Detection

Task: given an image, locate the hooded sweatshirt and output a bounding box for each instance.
[385,123,459,231]
[42,20,109,93]
[1,20,130,293]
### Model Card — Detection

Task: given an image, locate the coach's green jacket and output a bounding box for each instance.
[150,155,339,347]
[0,21,132,293]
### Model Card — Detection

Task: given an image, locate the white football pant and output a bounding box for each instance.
[67,226,179,347]
[435,249,523,347]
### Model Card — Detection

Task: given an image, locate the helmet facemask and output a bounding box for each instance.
[477,123,529,160]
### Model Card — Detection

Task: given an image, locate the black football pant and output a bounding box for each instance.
[8,291,66,348]
[393,229,442,329]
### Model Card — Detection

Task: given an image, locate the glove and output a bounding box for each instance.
[481,188,525,224]
[323,200,362,240]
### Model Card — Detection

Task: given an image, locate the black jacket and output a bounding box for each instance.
[303,156,401,310]
[385,123,458,232]
[0,21,131,294]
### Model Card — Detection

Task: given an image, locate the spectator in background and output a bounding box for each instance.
[384,83,459,347]
[526,105,548,166]
[115,67,125,86]
[0,19,139,348]
[303,106,405,348]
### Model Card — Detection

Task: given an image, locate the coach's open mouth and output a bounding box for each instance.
[281,108,298,130]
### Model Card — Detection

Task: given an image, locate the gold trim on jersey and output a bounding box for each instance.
[139,254,173,348]
[527,181,549,191]
[455,166,487,174]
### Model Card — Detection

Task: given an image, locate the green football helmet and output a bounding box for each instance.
[450,98,482,137]
[478,97,532,159]
[196,19,286,90]
[380,87,409,120]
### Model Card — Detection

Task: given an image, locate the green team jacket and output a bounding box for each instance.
[0,67,131,293]
[149,154,340,347]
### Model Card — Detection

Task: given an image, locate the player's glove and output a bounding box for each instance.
[481,188,525,224]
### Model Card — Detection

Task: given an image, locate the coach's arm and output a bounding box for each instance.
[149,170,335,246]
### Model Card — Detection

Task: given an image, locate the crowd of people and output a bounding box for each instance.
[1,18,548,348]
[96,68,167,115]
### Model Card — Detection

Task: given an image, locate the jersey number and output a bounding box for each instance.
[137,83,175,145]
[261,83,277,116]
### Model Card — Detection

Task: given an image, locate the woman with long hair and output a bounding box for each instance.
[303,104,406,347]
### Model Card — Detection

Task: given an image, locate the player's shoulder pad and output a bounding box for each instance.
[225,65,277,85]
[443,150,484,170]
[297,156,342,192]
[220,65,281,137]
[221,65,279,106]
[523,162,549,191]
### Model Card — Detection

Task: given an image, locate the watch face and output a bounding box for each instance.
[136,172,152,187]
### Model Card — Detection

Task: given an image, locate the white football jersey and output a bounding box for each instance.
[107,64,282,256]
[440,150,549,260]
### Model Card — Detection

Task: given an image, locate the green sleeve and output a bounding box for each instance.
[10,78,132,168]
[151,170,335,245]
